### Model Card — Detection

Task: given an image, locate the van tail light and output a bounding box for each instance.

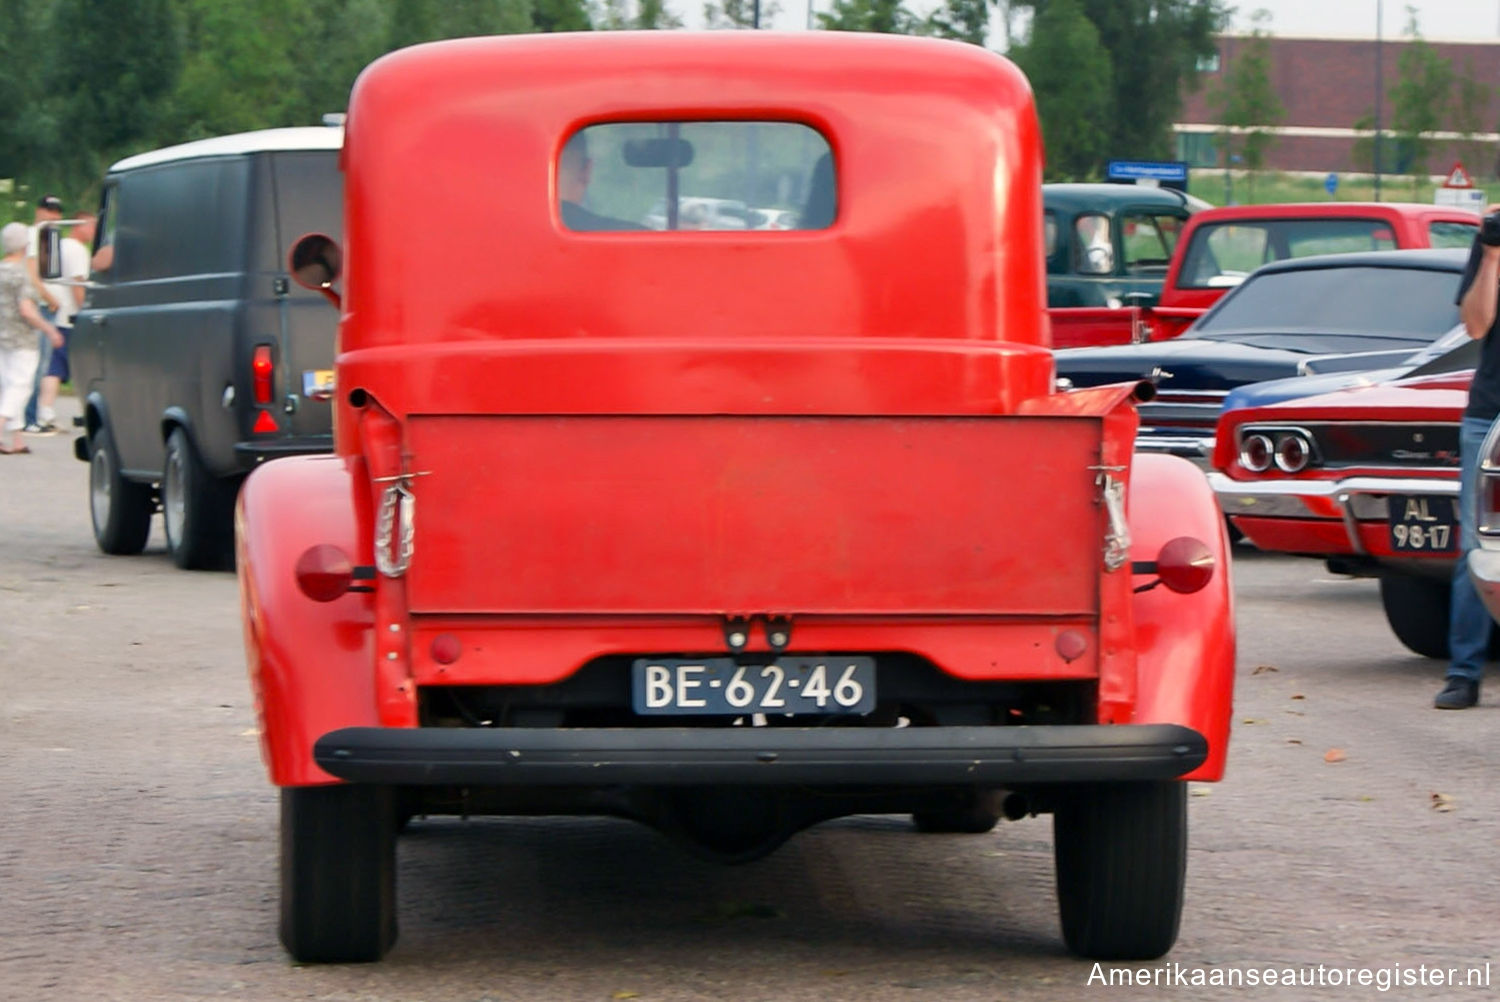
[252,345,274,404]
[1133,536,1215,595]
[295,545,355,601]
[252,410,279,434]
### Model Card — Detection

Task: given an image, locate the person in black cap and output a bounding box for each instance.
[558,133,644,232]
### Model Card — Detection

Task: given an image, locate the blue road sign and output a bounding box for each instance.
[1325,173,1339,196]
[1106,160,1189,184]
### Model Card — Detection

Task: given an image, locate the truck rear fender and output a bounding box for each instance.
[1128,452,1236,781]
[238,453,377,786]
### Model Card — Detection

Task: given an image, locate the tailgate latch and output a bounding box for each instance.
[1093,468,1131,571]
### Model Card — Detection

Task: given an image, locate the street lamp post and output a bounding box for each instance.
[1373,0,1383,201]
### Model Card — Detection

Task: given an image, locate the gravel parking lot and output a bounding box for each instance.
[2,398,1498,1001]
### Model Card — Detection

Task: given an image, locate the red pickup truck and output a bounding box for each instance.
[1051,201,1479,349]
[238,30,1235,964]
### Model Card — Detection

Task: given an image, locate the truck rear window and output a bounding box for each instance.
[559,122,834,232]
[1179,219,1400,289]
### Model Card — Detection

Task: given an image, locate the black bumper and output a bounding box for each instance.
[233,436,333,466]
[313,723,1208,787]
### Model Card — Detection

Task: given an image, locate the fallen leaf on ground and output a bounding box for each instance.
[1251,664,1279,675]
[1290,693,1305,700]
[1240,717,1266,725]
[1286,738,1302,745]
[1431,792,1455,813]
[1190,785,1213,797]
[613,993,639,1000]
[1324,748,1346,763]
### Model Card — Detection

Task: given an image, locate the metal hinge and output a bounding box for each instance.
[373,472,430,577]
[1090,466,1131,571]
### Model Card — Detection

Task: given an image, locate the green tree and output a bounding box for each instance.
[703,0,780,29]
[388,0,533,47]
[817,0,917,34]
[1010,0,1112,179]
[1388,6,1452,192]
[922,0,989,45]
[1013,0,1227,159]
[48,0,181,190]
[0,0,59,216]
[634,0,682,28]
[533,0,593,30]
[1208,8,1282,199]
[1450,59,1491,181]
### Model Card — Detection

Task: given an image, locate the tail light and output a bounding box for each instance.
[1274,432,1312,473]
[1239,433,1272,473]
[252,345,274,405]
[295,545,354,601]
[1134,536,1215,595]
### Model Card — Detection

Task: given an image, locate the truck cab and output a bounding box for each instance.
[238,31,1234,965]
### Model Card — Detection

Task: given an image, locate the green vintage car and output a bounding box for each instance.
[1043,183,1206,308]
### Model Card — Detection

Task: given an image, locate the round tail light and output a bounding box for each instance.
[1274,432,1311,473]
[1155,536,1215,594]
[1240,433,1273,473]
[295,544,354,602]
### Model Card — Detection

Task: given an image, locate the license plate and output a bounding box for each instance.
[631,657,876,716]
[1387,494,1458,553]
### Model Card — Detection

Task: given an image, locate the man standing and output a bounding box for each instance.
[31,212,94,435]
[23,194,65,432]
[1435,208,1500,710]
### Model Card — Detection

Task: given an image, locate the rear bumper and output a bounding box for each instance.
[312,723,1208,787]
[1468,547,1500,622]
[1209,472,1457,556]
[234,436,334,467]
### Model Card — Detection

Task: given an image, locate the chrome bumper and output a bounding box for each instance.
[1208,473,1457,556]
[1468,548,1500,622]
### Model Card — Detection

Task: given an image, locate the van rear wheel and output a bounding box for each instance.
[89,424,153,555]
[162,428,235,570]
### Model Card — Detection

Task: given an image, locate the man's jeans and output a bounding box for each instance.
[23,307,56,427]
[1448,414,1496,682]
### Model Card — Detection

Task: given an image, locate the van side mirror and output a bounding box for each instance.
[37,223,63,281]
[289,233,342,308]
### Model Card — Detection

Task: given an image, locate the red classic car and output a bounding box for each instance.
[1211,365,1473,658]
[1052,201,1479,349]
[238,31,1235,964]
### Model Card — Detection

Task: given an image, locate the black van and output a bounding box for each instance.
[64,127,343,569]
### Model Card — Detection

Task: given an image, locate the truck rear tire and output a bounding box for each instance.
[1053,781,1185,960]
[162,427,235,570]
[279,784,397,964]
[89,424,153,555]
[1379,572,1450,660]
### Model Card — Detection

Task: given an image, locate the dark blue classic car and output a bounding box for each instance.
[1054,248,1469,463]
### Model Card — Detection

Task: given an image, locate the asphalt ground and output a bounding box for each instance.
[2,396,1497,1001]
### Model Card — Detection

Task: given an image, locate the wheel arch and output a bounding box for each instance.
[239,454,379,786]
[1127,453,1236,782]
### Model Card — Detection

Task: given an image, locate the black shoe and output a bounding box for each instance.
[1434,677,1479,710]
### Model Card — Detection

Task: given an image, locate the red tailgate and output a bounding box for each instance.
[403,415,1107,616]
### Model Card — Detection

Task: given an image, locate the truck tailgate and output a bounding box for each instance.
[403,415,1107,616]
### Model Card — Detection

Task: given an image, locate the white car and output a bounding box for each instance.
[642,196,751,230]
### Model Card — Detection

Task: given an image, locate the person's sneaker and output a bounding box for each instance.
[1433,676,1479,710]
[22,422,58,436]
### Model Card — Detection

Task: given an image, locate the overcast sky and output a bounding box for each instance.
[753,0,1500,43]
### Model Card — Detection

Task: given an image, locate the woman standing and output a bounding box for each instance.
[0,222,61,454]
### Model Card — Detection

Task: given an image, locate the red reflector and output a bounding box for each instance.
[252,345,274,404]
[1155,536,1215,595]
[252,410,279,433]
[430,634,462,665]
[295,545,354,602]
[1054,629,1088,663]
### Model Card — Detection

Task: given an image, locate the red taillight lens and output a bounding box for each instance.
[295,544,354,602]
[1239,433,1272,473]
[252,345,274,404]
[1155,536,1215,594]
[252,410,279,434]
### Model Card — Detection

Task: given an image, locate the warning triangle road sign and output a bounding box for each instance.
[1443,162,1474,189]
